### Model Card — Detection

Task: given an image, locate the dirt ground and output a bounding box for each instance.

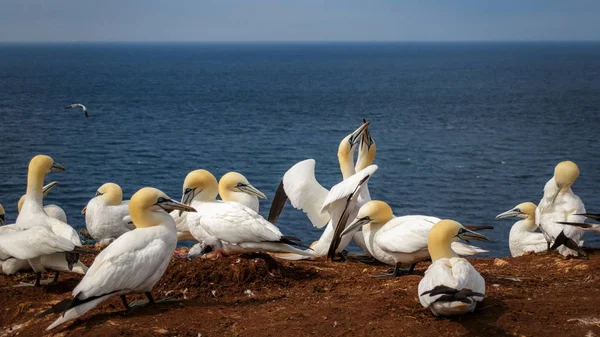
[1,248,600,337]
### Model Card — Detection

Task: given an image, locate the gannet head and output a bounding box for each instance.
[219,172,267,201]
[428,220,489,261]
[82,182,124,214]
[355,120,376,172]
[0,203,5,226]
[18,181,59,213]
[338,121,371,178]
[30,155,65,174]
[549,160,579,205]
[495,202,537,220]
[129,187,196,228]
[341,200,394,236]
[180,170,219,213]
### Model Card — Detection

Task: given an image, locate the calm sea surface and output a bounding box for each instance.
[1,42,599,257]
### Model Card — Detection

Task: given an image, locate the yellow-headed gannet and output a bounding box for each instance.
[219,171,267,213]
[40,187,195,330]
[535,161,586,257]
[342,201,488,277]
[182,170,311,256]
[65,103,88,118]
[418,220,487,316]
[495,202,547,257]
[82,182,133,244]
[17,181,66,222]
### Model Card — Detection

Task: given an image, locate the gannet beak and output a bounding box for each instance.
[237,183,267,200]
[457,228,489,242]
[178,188,196,215]
[495,208,521,220]
[549,187,561,206]
[349,121,371,146]
[341,216,371,236]
[0,214,5,226]
[50,162,66,172]
[42,181,59,197]
[158,198,197,213]
[81,206,87,215]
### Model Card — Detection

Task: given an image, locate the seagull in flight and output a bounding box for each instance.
[65,104,88,118]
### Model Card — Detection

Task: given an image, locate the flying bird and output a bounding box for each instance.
[65,103,88,118]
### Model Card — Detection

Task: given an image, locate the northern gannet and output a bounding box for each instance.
[65,103,88,118]
[535,161,586,257]
[17,181,66,222]
[82,182,133,244]
[0,155,84,286]
[495,202,547,257]
[341,201,488,277]
[418,220,487,316]
[182,170,310,256]
[219,172,267,213]
[40,187,195,330]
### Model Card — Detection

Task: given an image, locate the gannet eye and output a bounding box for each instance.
[236,182,245,188]
[184,188,193,194]
[457,228,466,235]
[514,208,521,213]
[95,191,103,196]
[157,197,167,204]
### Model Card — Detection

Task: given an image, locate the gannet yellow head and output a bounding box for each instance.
[355,120,376,172]
[219,172,267,201]
[82,182,124,214]
[0,203,5,226]
[549,160,579,205]
[129,187,196,228]
[18,181,59,213]
[495,202,537,221]
[180,169,219,210]
[338,121,371,179]
[428,220,489,262]
[341,200,394,236]
[26,155,65,194]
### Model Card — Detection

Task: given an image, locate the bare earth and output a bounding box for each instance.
[1,247,600,337]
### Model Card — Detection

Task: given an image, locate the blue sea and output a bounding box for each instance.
[1,42,599,257]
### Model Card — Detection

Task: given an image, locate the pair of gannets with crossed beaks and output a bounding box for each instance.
[419,220,487,316]
[0,155,88,286]
[495,202,547,257]
[40,187,195,330]
[82,183,133,244]
[173,171,267,243]
[269,121,376,260]
[535,161,586,257]
[340,201,488,277]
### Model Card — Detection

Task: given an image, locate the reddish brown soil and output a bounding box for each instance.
[1,248,600,337]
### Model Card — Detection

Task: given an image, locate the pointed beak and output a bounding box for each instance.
[341,216,371,237]
[179,188,196,215]
[42,181,59,197]
[349,121,370,146]
[495,208,521,220]
[238,183,267,200]
[50,162,66,172]
[457,228,489,242]
[159,198,197,213]
[549,187,561,206]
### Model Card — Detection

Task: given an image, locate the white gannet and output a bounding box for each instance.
[341,201,488,277]
[18,181,66,222]
[219,172,267,213]
[82,182,133,244]
[182,170,311,256]
[39,187,196,330]
[535,161,586,257]
[65,103,88,118]
[495,202,547,257]
[0,155,84,286]
[418,220,487,316]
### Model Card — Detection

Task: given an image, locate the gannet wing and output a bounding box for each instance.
[47,217,82,246]
[0,226,76,260]
[376,216,437,254]
[321,165,378,213]
[268,159,330,228]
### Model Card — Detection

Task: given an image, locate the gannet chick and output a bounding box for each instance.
[40,187,195,330]
[419,220,487,316]
[83,182,133,244]
[342,201,488,277]
[182,170,310,256]
[219,172,267,213]
[496,202,547,257]
[535,161,586,257]
[65,103,88,118]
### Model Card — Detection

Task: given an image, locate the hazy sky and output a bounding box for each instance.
[1,0,599,42]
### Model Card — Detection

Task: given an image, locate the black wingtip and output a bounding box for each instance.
[421,285,484,304]
[578,213,600,221]
[267,180,288,225]
[464,225,494,231]
[279,236,310,250]
[37,298,75,318]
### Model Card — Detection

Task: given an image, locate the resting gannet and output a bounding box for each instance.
[0,155,84,286]
[182,170,310,256]
[40,187,195,330]
[341,201,488,277]
[65,103,88,118]
[219,172,267,213]
[418,220,487,316]
[536,161,586,257]
[496,202,547,257]
[83,182,133,244]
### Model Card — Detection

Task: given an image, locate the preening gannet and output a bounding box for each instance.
[219,172,267,213]
[495,202,547,257]
[0,155,84,286]
[40,187,195,330]
[65,103,88,118]
[535,161,586,257]
[418,220,487,316]
[182,170,310,256]
[342,201,488,277]
[83,182,133,244]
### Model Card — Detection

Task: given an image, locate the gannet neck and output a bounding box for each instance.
[129,187,176,228]
[26,155,53,198]
[338,136,356,180]
[17,195,25,213]
[0,203,4,216]
[99,183,123,205]
[355,141,376,172]
[428,220,461,262]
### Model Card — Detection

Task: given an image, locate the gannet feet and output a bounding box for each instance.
[344,254,376,264]
[127,292,179,310]
[372,263,416,278]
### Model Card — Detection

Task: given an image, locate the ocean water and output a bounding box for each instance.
[0,42,599,257]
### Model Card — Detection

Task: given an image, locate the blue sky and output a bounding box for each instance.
[0,0,598,42]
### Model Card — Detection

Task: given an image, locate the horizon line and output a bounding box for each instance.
[0,39,599,44]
